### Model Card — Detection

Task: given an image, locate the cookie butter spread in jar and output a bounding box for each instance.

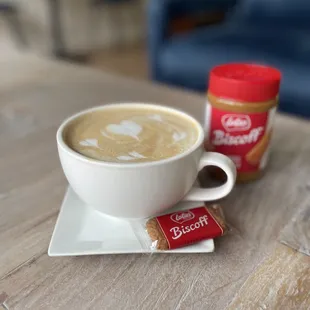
[205,63,281,182]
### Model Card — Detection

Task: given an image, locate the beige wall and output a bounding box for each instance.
[1,0,145,55]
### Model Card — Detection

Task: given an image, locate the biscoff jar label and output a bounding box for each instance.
[205,102,276,173]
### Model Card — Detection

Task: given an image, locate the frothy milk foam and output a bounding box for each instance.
[64,106,199,163]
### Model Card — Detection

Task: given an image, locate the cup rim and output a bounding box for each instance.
[56,102,204,168]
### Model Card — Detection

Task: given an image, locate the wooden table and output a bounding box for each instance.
[1,54,309,310]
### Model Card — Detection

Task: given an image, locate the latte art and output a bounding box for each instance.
[64,106,199,163]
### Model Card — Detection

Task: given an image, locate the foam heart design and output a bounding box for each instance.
[173,132,187,142]
[106,120,142,140]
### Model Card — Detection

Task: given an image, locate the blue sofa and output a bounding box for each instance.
[148,0,310,118]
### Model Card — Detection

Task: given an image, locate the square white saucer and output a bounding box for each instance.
[48,187,214,256]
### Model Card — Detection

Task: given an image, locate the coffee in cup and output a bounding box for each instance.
[64,105,199,163]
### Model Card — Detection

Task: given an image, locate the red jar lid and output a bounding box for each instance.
[208,63,281,103]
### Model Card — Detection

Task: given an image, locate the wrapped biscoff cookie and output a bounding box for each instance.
[133,205,228,251]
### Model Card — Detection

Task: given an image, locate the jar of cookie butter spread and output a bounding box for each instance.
[205,63,281,182]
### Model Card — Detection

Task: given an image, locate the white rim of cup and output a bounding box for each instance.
[56,103,205,169]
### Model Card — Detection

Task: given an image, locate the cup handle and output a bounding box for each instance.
[183,152,237,201]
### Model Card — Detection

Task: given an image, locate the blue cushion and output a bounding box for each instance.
[158,24,310,117]
[167,0,237,18]
[237,0,310,25]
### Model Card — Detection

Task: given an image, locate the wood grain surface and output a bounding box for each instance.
[1,54,310,310]
[228,245,310,310]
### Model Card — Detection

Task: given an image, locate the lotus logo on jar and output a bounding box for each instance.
[221,114,251,132]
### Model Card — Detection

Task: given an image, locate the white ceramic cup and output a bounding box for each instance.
[57,103,236,218]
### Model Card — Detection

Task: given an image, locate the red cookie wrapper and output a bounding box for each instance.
[145,205,227,250]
